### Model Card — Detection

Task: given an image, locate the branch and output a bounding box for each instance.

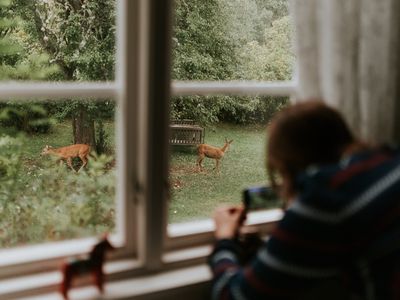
[32,7,74,79]
[66,0,82,12]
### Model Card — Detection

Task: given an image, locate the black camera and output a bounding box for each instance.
[243,185,279,211]
[236,185,279,264]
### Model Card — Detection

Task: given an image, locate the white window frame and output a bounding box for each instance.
[0,0,299,298]
[164,82,296,253]
[0,0,146,295]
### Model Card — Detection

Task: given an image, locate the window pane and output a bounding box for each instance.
[172,0,294,81]
[0,99,116,248]
[0,1,115,81]
[168,96,288,224]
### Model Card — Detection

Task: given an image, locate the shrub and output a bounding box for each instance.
[171,95,288,125]
[0,136,115,248]
[95,120,110,155]
[0,102,54,134]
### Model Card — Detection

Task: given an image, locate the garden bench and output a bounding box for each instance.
[169,119,204,146]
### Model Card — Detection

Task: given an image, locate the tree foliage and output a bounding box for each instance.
[172,0,293,124]
[9,0,115,149]
[0,0,59,79]
[0,136,115,247]
[173,0,237,80]
[3,0,292,128]
[13,0,115,80]
[0,0,59,135]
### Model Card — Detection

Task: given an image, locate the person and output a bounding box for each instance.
[209,101,400,300]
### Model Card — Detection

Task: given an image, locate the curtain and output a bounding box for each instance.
[290,0,400,144]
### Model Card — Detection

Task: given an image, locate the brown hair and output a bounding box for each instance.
[267,100,355,200]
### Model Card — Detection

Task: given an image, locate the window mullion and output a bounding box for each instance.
[115,0,139,258]
[171,80,298,97]
[0,82,117,100]
[133,0,173,270]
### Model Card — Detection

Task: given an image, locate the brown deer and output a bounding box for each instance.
[196,138,233,172]
[41,144,90,172]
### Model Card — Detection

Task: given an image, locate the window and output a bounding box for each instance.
[0,0,297,298]
[0,0,139,296]
[0,0,117,251]
[166,0,296,249]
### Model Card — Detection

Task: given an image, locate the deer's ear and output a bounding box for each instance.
[229,140,233,144]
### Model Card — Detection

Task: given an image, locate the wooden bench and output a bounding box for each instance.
[169,120,204,146]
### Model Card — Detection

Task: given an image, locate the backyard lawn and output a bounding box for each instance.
[1,120,280,247]
[169,123,280,223]
[15,121,278,223]
[26,121,278,223]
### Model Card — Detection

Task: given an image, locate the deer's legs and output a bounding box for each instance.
[213,159,220,172]
[196,155,205,171]
[81,155,88,167]
[66,157,76,172]
[77,155,88,172]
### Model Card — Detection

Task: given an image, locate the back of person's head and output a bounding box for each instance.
[267,100,355,199]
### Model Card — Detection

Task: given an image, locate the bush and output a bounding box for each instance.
[0,136,115,248]
[0,102,54,134]
[171,95,288,125]
[95,120,110,155]
[218,96,288,124]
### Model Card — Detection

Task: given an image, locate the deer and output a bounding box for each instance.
[41,144,90,172]
[196,138,233,172]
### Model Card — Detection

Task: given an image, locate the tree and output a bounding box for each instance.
[173,0,237,81]
[172,0,239,124]
[0,0,60,135]
[0,0,59,79]
[13,0,115,147]
[171,0,293,124]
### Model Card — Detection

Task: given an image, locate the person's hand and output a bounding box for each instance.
[213,205,245,240]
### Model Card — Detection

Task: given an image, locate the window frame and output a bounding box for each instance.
[0,0,298,297]
[0,0,144,281]
[164,81,296,252]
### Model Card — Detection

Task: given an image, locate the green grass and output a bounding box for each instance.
[10,121,277,226]
[169,123,276,223]
[0,120,116,247]
[19,120,115,160]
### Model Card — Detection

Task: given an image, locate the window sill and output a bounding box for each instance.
[166,208,282,250]
[3,262,211,300]
[168,208,282,237]
[1,241,214,299]
[0,258,141,299]
[2,209,282,299]
[0,234,127,280]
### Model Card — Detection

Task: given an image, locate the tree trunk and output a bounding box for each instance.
[72,106,96,147]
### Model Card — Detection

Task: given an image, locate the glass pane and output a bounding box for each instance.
[172,0,294,81]
[168,96,288,224]
[0,1,115,81]
[0,99,116,248]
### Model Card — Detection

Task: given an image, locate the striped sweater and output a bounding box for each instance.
[209,147,400,299]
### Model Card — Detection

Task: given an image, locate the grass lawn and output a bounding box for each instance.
[19,120,115,161]
[168,123,279,223]
[0,120,116,247]
[10,121,278,225]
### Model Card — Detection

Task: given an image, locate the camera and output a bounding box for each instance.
[242,185,279,211]
[235,185,279,264]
